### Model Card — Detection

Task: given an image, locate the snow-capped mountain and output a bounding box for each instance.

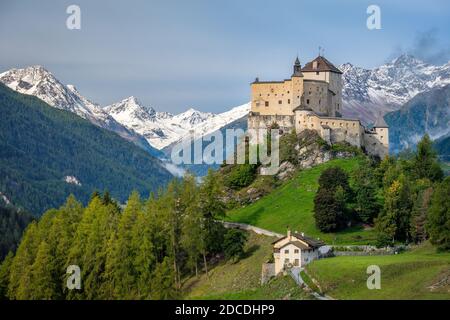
[340,54,450,123]
[0,66,154,152]
[104,97,250,150]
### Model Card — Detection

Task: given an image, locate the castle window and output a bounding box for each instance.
[288,99,291,104]
[294,249,299,254]
[267,94,270,96]
[381,136,384,139]
[284,250,289,254]
[256,102,260,107]
[278,100,282,104]
[306,99,310,104]
[287,91,290,94]
[316,71,319,75]
[297,96,300,98]
[319,99,321,104]
[265,101,269,107]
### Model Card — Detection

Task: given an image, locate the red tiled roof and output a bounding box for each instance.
[302,56,342,74]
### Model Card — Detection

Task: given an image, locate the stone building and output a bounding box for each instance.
[248,56,389,158]
[272,230,324,274]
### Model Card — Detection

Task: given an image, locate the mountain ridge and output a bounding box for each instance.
[0,83,172,215]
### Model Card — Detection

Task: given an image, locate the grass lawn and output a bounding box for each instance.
[306,242,450,300]
[183,232,311,300]
[226,158,377,245]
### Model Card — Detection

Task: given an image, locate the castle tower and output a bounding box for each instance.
[372,114,389,158]
[293,95,315,133]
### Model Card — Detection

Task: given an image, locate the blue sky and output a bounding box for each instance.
[1,0,450,113]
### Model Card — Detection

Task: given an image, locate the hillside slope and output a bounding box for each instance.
[0,66,158,155]
[385,84,450,153]
[306,243,450,299]
[226,158,377,245]
[0,84,172,215]
[183,232,311,300]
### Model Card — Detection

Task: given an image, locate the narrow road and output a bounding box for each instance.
[289,267,334,300]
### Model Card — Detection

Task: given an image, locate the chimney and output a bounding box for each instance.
[287,227,291,240]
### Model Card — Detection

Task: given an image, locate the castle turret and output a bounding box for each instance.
[292,56,303,77]
[368,114,389,158]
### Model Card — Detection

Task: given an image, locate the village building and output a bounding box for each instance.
[248,55,389,158]
[272,230,325,275]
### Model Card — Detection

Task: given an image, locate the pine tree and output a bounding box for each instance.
[7,221,40,299]
[223,229,248,261]
[22,241,57,300]
[314,187,346,232]
[412,134,443,182]
[410,186,433,243]
[0,252,14,299]
[107,191,142,299]
[353,164,380,224]
[427,177,450,251]
[181,175,203,277]
[150,257,177,300]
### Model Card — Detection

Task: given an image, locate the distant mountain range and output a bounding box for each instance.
[0,83,172,215]
[1,53,449,164]
[104,96,249,150]
[340,54,450,124]
[384,84,450,154]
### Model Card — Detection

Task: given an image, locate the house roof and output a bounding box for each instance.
[302,56,342,74]
[278,240,310,251]
[272,232,325,249]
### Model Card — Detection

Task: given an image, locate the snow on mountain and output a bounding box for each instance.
[340,54,450,123]
[0,66,155,152]
[105,97,250,150]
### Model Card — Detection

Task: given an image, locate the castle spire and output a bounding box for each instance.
[292,56,303,77]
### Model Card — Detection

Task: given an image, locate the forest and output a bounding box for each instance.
[0,171,247,300]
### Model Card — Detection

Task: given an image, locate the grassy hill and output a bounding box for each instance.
[0,83,172,215]
[306,242,450,299]
[226,158,377,245]
[183,232,311,300]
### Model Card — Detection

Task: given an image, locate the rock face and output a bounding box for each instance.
[274,129,356,178]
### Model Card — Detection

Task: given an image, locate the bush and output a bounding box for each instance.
[224,164,257,190]
[313,187,347,232]
[223,229,248,261]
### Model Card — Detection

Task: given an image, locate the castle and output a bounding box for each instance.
[248,55,389,158]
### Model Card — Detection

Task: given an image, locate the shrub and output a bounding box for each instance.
[223,229,248,261]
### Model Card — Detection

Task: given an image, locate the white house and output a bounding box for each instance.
[272,230,325,274]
